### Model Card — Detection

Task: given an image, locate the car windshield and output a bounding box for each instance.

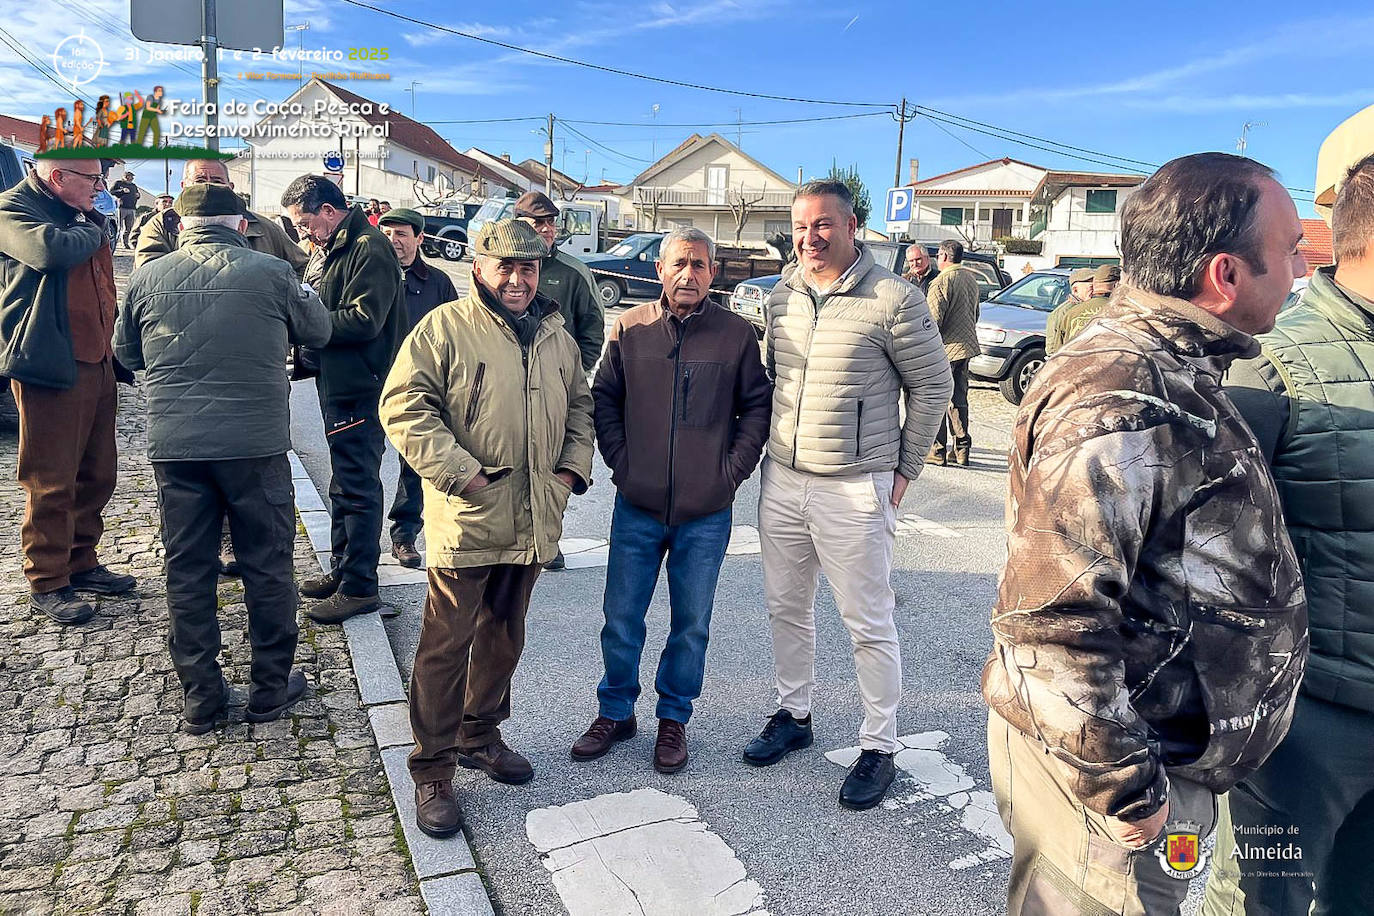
[608,240,637,257]
[990,273,1068,312]
[472,198,514,223]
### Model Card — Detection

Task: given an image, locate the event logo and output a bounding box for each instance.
[52,31,105,86]
[36,87,168,155]
[1155,820,1209,880]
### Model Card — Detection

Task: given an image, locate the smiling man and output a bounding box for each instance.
[381,218,593,837]
[573,227,770,774]
[746,179,952,810]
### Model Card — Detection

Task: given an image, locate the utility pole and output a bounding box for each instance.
[545,113,554,197]
[201,0,220,151]
[1237,120,1266,157]
[405,81,422,118]
[286,22,309,85]
[893,97,916,188]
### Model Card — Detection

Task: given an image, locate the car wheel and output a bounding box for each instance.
[440,236,466,261]
[999,346,1045,405]
[597,278,623,308]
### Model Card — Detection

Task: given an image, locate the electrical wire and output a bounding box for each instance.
[557,120,655,166]
[336,0,891,109]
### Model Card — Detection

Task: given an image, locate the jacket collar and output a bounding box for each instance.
[326,205,369,256]
[656,292,716,324]
[1115,286,1260,366]
[784,241,875,299]
[1308,264,1374,325]
[405,254,431,282]
[177,223,250,248]
[472,282,559,325]
[27,172,81,220]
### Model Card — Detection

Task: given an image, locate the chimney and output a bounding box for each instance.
[501,152,511,162]
[909,158,920,185]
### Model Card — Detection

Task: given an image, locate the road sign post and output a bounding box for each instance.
[885,186,914,237]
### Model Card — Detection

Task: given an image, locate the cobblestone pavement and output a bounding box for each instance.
[0,386,426,915]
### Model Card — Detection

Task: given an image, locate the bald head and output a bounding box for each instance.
[182,159,232,188]
[36,158,103,211]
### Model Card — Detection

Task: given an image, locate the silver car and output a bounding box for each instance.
[970,268,1074,404]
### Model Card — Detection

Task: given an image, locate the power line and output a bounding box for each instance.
[557,120,655,166]
[919,113,990,160]
[564,112,889,129]
[336,0,891,109]
[0,25,91,104]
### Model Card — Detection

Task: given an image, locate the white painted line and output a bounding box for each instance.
[825,732,1011,870]
[895,514,964,539]
[526,788,770,916]
[726,524,760,556]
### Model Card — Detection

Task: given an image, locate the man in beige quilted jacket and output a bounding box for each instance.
[926,239,981,466]
[745,179,952,811]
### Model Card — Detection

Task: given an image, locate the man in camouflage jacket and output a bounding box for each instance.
[983,153,1309,915]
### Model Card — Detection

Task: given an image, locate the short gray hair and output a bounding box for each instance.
[180,214,244,231]
[659,226,716,262]
[183,158,230,182]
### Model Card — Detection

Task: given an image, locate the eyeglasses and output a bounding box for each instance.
[61,169,106,186]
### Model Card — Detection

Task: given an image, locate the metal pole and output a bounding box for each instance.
[894,97,906,189]
[201,0,220,152]
[545,113,554,197]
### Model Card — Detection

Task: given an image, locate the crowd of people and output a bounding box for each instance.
[0,145,1371,914]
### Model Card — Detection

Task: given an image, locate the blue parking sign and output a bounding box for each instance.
[886,187,913,222]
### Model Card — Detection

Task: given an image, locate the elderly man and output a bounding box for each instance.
[745,180,952,810]
[108,170,140,249]
[573,227,770,773]
[1044,266,1097,355]
[1201,154,1374,916]
[984,153,1309,915]
[281,175,405,624]
[926,239,981,467]
[116,183,331,734]
[381,219,593,837]
[0,158,137,625]
[903,244,939,294]
[377,207,458,568]
[136,159,306,278]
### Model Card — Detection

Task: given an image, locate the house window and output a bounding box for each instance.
[977,208,991,221]
[667,217,694,229]
[1086,189,1118,213]
[940,207,964,226]
[764,220,789,237]
[427,165,436,182]
[705,165,728,206]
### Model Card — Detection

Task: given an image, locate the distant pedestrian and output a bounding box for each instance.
[109,171,140,249]
[984,153,1309,915]
[903,244,939,294]
[365,199,381,226]
[376,206,458,569]
[116,183,331,734]
[1043,266,1096,355]
[0,158,137,625]
[380,219,593,838]
[281,175,406,624]
[1202,153,1374,916]
[925,239,981,467]
[573,227,770,774]
[745,179,952,811]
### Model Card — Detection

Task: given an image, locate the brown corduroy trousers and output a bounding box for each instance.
[408,563,541,784]
[12,359,118,594]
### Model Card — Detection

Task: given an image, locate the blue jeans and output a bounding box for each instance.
[597,494,732,723]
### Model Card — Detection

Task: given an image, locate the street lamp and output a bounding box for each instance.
[286,22,309,86]
[404,81,422,119]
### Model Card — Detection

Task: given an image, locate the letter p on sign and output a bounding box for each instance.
[886,187,913,224]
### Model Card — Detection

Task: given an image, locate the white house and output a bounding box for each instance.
[227,79,513,214]
[896,157,1045,245]
[1026,169,1144,266]
[618,133,796,248]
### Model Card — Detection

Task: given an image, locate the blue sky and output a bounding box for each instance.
[3,0,1370,219]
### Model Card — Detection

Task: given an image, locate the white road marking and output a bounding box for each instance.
[525,788,769,916]
[895,514,964,539]
[826,732,1011,870]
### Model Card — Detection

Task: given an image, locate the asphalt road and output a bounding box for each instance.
[283,257,1054,915]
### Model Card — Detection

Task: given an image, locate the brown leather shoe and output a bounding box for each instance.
[457,739,534,785]
[299,570,340,599]
[305,592,379,624]
[391,542,422,569]
[571,715,637,761]
[654,719,689,774]
[414,780,462,838]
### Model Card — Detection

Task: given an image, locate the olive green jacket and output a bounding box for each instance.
[539,248,604,370]
[379,285,595,569]
[135,206,308,278]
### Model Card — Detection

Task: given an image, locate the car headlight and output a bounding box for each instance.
[977,327,1007,345]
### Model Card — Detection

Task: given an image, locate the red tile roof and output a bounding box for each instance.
[1299,218,1333,276]
[319,81,484,176]
[907,157,1045,187]
[909,188,1033,197]
[0,114,41,149]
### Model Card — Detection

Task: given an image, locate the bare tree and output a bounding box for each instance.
[954,219,983,252]
[635,186,667,231]
[728,182,766,248]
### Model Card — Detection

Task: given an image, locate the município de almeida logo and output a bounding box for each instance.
[1155,820,1209,880]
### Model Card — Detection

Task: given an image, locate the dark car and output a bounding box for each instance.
[581,233,664,307]
[728,242,1011,335]
[969,267,1072,404]
[420,201,481,262]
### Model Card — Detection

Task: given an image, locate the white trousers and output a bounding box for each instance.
[758,457,901,753]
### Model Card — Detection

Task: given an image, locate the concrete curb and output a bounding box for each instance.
[288,450,496,916]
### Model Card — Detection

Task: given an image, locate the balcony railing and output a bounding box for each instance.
[1029,214,1047,239]
[633,186,795,208]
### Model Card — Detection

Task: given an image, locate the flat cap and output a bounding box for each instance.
[175,182,245,217]
[1093,264,1122,284]
[377,206,425,234]
[473,218,547,260]
[514,191,559,219]
[1069,267,1095,284]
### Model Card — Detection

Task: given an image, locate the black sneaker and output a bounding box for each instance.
[245,669,308,723]
[838,749,896,811]
[742,709,813,767]
[299,570,341,599]
[69,565,137,595]
[182,677,235,735]
[544,549,566,571]
[31,587,96,625]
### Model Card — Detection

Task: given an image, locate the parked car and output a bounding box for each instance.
[582,233,786,308]
[419,200,480,262]
[728,242,1012,336]
[970,267,1073,404]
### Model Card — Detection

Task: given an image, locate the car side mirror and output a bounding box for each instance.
[637,252,648,262]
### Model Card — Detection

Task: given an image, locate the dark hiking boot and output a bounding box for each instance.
[571,715,637,761]
[299,570,341,599]
[458,739,534,785]
[391,542,422,569]
[69,565,136,595]
[743,709,814,766]
[305,593,379,624]
[245,669,308,723]
[31,587,96,625]
[415,780,462,838]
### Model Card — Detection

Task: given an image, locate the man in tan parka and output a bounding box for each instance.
[379,219,594,839]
